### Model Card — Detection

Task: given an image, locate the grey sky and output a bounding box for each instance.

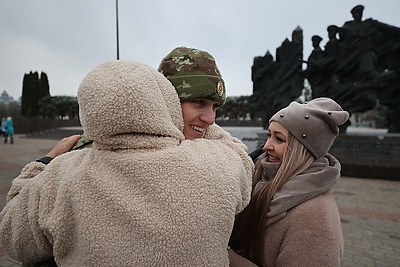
[1,0,399,100]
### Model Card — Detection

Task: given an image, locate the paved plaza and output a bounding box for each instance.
[0,130,399,266]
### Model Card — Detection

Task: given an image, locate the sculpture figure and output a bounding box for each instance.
[304,35,333,99]
[250,27,304,128]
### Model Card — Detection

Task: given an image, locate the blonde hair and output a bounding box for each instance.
[230,132,314,266]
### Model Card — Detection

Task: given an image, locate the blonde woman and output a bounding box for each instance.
[229,98,349,267]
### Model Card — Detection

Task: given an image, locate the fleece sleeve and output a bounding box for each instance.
[205,124,254,213]
[0,162,53,262]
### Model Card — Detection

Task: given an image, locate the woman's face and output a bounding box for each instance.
[181,99,221,140]
[263,121,289,162]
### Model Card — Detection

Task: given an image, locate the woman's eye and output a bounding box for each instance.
[276,137,286,143]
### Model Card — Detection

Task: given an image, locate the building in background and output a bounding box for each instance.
[0,91,15,103]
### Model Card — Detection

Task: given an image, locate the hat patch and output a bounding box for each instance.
[177,80,192,89]
[216,80,224,97]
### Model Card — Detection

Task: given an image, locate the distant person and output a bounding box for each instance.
[229,98,349,267]
[0,117,6,139]
[3,116,14,144]
[0,60,253,266]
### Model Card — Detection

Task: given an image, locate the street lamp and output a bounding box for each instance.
[116,0,120,60]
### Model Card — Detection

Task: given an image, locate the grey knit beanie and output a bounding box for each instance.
[270,97,349,159]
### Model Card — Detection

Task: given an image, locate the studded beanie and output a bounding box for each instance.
[158,47,226,104]
[270,97,349,159]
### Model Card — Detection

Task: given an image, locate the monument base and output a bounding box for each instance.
[330,132,400,181]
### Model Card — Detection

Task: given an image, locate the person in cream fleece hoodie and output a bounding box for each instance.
[0,60,253,266]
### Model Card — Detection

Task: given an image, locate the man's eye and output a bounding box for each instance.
[193,100,204,105]
[214,104,221,109]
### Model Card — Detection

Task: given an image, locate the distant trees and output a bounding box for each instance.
[20,71,78,119]
[38,96,79,119]
[217,96,252,120]
[0,101,21,119]
[21,71,50,117]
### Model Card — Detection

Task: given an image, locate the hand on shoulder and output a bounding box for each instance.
[46,135,82,158]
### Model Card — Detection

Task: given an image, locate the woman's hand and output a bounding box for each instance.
[46,135,82,159]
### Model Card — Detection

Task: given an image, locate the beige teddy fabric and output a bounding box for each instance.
[0,61,253,266]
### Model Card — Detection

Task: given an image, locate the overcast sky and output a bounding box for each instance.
[1,0,399,100]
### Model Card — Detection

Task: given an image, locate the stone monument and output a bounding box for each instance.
[251,5,400,180]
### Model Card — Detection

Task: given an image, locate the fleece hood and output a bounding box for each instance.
[78,60,185,150]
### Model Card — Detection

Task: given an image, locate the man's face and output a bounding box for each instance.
[180,99,221,140]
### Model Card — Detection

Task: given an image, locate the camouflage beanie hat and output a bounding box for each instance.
[158,47,226,105]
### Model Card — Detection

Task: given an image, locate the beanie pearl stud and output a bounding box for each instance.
[302,134,307,138]
[305,115,309,119]
[280,114,284,118]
